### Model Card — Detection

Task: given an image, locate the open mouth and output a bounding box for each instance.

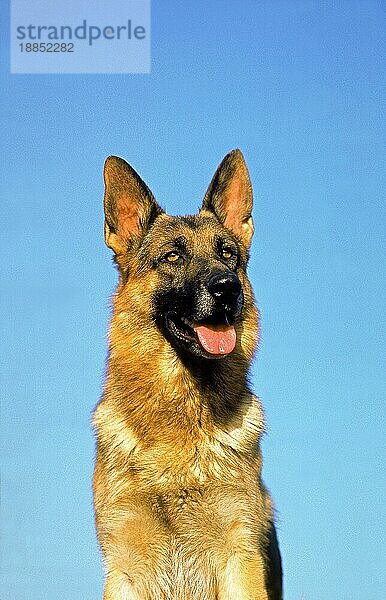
[165,313,237,356]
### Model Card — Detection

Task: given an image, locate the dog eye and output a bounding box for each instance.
[221,247,235,260]
[164,251,181,263]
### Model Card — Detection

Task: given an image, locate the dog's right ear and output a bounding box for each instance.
[201,149,254,249]
[103,156,164,254]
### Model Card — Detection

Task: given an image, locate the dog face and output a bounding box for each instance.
[103,150,257,360]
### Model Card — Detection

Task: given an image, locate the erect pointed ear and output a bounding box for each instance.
[201,149,254,248]
[103,156,164,254]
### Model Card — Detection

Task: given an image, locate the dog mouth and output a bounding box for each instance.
[165,313,237,356]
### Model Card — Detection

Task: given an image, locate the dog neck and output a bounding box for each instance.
[104,308,255,434]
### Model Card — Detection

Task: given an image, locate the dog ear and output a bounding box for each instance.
[103,156,164,254]
[201,149,254,248]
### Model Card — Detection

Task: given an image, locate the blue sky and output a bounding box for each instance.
[1,1,385,599]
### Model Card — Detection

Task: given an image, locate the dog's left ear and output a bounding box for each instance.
[103,156,164,255]
[201,149,254,249]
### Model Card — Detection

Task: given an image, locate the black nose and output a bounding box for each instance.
[207,272,242,306]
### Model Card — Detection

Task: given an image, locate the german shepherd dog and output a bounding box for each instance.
[93,150,282,599]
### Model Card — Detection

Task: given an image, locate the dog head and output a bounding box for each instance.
[103,150,257,361]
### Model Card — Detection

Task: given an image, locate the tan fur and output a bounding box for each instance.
[93,151,281,599]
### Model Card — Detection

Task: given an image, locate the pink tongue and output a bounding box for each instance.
[193,324,236,355]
